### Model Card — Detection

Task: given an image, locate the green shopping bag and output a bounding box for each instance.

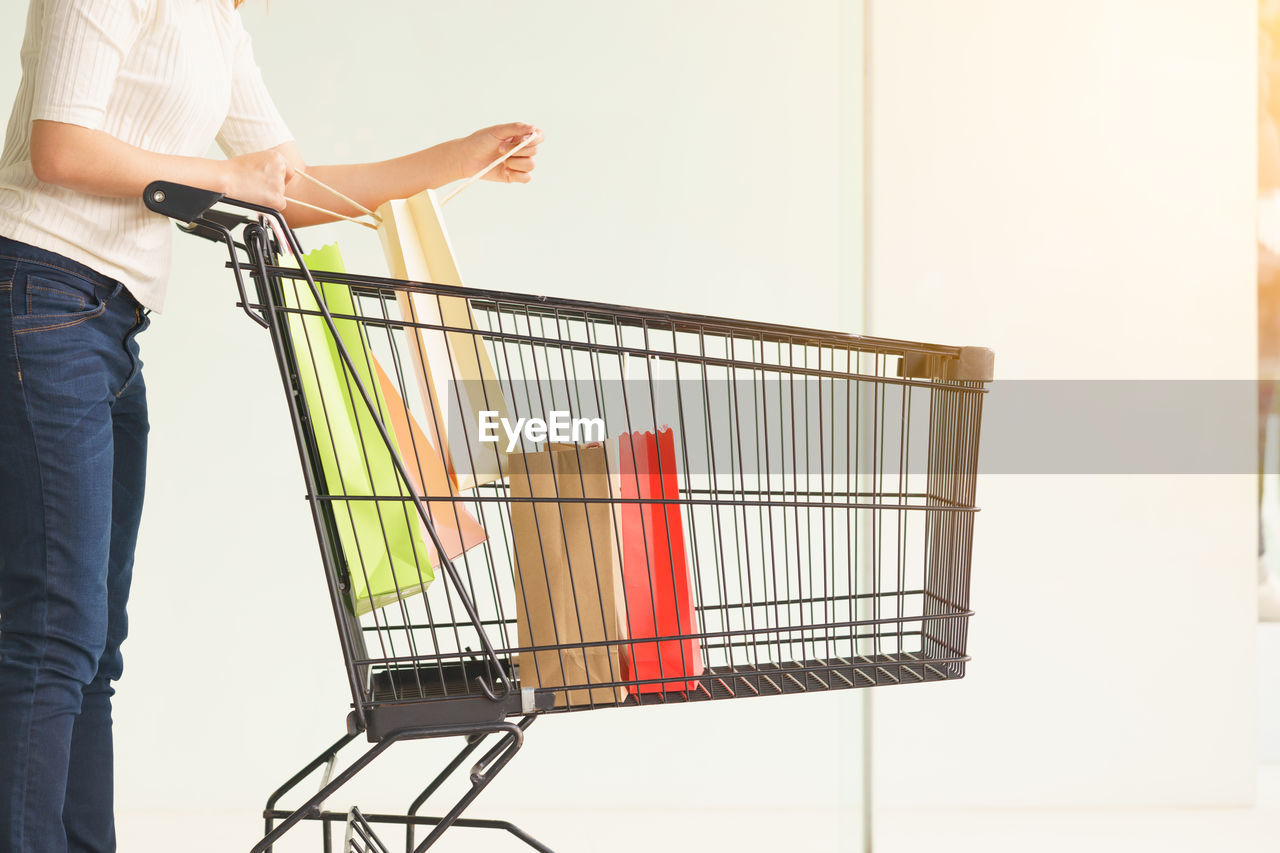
[281,243,435,615]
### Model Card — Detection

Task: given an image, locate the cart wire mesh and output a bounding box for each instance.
[227,225,990,736]
[138,182,992,853]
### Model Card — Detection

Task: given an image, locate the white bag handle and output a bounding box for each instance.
[284,130,541,225]
[286,171,382,229]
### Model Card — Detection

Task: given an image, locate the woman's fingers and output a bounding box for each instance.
[497,126,542,150]
[490,122,536,145]
[226,148,292,209]
[505,155,536,174]
[499,142,538,157]
[497,139,540,156]
[500,156,534,184]
[482,123,541,184]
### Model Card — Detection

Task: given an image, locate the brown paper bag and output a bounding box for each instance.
[508,442,629,707]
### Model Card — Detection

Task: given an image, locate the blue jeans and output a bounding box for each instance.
[0,236,150,853]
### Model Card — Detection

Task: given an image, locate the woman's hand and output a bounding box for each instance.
[223,149,294,209]
[454,122,542,184]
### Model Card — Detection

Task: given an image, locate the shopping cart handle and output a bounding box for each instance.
[143,181,225,224]
[177,209,254,244]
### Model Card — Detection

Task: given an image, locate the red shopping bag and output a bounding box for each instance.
[616,428,704,693]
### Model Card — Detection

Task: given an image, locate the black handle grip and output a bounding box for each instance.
[143,181,224,224]
[178,209,253,244]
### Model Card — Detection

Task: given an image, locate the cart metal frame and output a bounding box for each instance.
[144,181,992,853]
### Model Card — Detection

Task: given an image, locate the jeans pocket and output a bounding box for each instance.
[11,271,108,336]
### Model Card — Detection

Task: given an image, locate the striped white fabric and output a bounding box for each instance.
[0,0,293,311]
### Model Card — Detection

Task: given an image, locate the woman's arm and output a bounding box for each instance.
[276,121,541,228]
[30,119,540,227]
[274,140,460,228]
[31,119,541,228]
[30,120,292,209]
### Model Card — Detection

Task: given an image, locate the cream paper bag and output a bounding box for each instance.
[289,135,536,491]
[375,189,511,492]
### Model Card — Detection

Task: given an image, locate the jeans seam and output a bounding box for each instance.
[7,344,53,851]
[12,302,107,337]
[0,255,114,294]
[2,284,19,384]
[26,284,86,316]
[115,306,144,398]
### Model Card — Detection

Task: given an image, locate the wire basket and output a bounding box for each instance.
[144,181,992,853]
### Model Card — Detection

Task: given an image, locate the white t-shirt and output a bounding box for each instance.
[0,0,294,312]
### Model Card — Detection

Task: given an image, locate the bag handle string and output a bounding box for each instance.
[281,195,380,230]
[283,130,541,226]
[292,171,382,221]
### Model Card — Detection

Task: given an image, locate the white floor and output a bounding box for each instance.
[117,767,1280,852]
[875,765,1280,853]
[117,806,857,852]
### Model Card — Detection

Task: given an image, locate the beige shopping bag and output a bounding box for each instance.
[508,442,630,707]
[375,190,511,491]
[287,134,539,493]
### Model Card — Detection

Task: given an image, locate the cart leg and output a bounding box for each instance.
[405,733,490,853]
[347,807,393,853]
[410,716,551,853]
[251,721,551,853]
[260,732,358,853]
[412,816,555,853]
[251,733,403,853]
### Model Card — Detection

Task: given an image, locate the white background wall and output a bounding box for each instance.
[0,2,867,851]
[867,0,1259,809]
[2,0,1260,847]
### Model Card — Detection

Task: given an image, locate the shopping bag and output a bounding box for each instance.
[371,358,488,563]
[616,428,704,693]
[508,442,630,707]
[376,189,511,492]
[281,243,435,614]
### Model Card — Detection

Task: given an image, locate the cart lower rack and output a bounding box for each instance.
[145,182,993,853]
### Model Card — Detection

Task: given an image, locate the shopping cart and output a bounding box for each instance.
[144,181,994,853]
